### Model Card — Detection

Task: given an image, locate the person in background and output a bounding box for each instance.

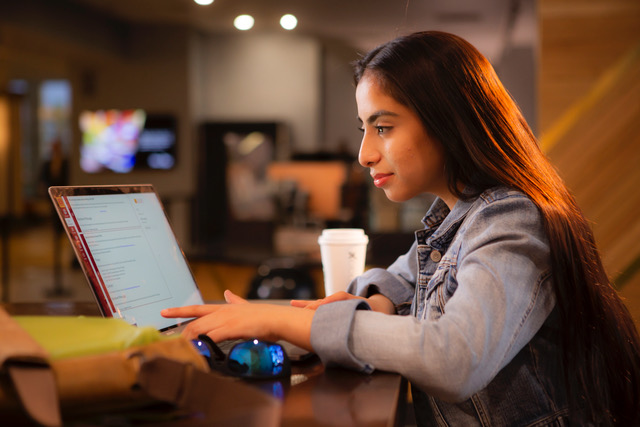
[163,31,640,426]
[40,138,70,294]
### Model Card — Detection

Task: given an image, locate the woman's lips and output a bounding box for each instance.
[372,173,393,188]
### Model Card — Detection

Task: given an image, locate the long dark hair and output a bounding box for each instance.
[354,31,640,425]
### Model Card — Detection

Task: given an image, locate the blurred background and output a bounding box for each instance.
[0,0,638,325]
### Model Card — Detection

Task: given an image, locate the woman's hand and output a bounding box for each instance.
[291,291,395,314]
[291,291,364,310]
[161,290,314,350]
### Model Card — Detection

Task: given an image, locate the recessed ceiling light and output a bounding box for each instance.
[280,14,298,30]
[234,14,255,31]
[193,0,214,5]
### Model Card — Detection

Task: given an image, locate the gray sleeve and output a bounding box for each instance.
[309,239,419,373]
[346,197,556,401]
[347,239,418,315]
[312,196,556,402]
[310,299,375,373]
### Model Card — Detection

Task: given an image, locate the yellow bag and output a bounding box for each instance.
[0,308,280,426]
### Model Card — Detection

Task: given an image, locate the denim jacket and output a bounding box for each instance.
[310,187,570,426]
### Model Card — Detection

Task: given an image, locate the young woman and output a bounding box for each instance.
[163,31,640,425]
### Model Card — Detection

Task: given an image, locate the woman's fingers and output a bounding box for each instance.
[161,304,218,318]
[182,304,282,342]
[291,292,364,310]
[161,290,249,319]
[161,300,314,349]
[290,299,319,308]
[224,289,249,304]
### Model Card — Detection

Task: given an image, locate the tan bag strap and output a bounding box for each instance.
[0,307,61,427]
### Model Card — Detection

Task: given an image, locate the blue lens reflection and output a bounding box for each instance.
[191,339,212,358]
[228,340,289,378]
[269,344,285,375]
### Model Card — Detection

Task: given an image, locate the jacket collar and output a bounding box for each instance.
[420,191,479,250]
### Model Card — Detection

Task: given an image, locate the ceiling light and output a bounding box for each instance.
[193,0,214,5]
[234,15,255,31]
[280,14,298,30]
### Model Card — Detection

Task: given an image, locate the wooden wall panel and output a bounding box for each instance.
[539,0,640,133]
[546,52,640,278]
[539,0,640,290]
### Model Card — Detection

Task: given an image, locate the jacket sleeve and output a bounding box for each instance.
[347,239,418,315]
[310,195,556,402]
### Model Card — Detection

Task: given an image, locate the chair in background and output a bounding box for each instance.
[247,258,317,300]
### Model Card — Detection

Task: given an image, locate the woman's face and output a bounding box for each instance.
[356,73,456,207]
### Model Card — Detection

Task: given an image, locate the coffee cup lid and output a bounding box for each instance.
[318,228,368,244]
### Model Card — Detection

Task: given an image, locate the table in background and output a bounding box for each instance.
[2,301,408,427]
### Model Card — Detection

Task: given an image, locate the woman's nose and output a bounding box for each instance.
[358,133,379,167]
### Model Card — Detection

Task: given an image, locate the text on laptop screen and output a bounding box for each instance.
[53,191,202,329]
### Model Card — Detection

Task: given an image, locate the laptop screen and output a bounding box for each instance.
[48,185,203,331]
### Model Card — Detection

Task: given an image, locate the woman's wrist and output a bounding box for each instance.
[273,305,314,350]
[367,293,396,314]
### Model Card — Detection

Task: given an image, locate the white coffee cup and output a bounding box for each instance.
[318,228,369,296]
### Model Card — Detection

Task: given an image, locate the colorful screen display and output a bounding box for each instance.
[79,110,176,173]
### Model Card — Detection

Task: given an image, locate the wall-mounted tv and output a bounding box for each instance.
[79,109,177,173]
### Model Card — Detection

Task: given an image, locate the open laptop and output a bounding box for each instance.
[49,184,203,335]
[48,184,312,361]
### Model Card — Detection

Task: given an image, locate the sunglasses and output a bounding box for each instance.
[191,335,291,380]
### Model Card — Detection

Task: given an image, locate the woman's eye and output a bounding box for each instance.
[358,125,391,134]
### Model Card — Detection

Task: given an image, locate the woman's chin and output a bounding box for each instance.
[383,190,411,203]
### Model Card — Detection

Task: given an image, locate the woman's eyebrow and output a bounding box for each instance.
[358,110,399,125]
